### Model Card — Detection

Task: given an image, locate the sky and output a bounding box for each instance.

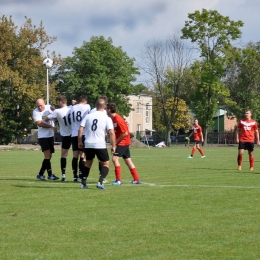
[1,0,260,84]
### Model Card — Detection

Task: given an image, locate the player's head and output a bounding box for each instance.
[56,95,67,107]
[194,118,198,125]
[244,109,252,119]
[106,103,117,115]
[36,98,45,112]
[95,98,106,110]
[99,96,108,105]
[78,95,88,104]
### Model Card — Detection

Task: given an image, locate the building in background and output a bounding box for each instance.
[125,94,153,137]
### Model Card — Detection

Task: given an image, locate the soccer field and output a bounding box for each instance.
[1,146,260,259]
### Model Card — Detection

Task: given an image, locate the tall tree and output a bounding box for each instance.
[225,42,260,120]
[140,35,192,145]
[181,9,244,143]
[0,16,58,144]
[54,36,139,116]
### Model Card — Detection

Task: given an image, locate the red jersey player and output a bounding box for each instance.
[187,119,205,159]
[236,110,260,171]
[106,103,141,185]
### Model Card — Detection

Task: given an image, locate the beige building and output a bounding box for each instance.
[125,94,153,135]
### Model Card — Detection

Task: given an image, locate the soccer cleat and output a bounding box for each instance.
[37,174,45,181]
[250,167,254,171]
[48,174,59,180]
[187,156,193,159]
[96,182,106,190]
[201,156,206,159]
[238,166,242,171]
[112,180,122,185]
[129,180,142,184]
[103,179,109,184]
[80,184,88,189]
[61,174,66,181]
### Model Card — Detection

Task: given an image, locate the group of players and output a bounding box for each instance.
[186,110,260,171]
[32,95,141,189]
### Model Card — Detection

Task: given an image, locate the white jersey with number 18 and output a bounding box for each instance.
[70,103,91,137]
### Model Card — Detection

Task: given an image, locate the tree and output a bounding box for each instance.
[140,35,192,145]
[181,9,244,143]
[54,36,139,116]
[0,16,59,144]
[153,97,192,133]
[224,42,260,120]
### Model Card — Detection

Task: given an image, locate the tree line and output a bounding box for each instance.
[0,9,260,145]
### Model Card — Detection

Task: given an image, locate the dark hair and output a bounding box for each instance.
[56,95,67,104]
[95,98,106,109]
[107,103,117,113]
[99,95,108,104]
[78,95,87,103]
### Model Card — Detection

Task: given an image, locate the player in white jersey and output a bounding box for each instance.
[90,96,109,182]
[70,95,91,182]
[78,98,116,189]
[46,95,72,181]
[33,98,59,181]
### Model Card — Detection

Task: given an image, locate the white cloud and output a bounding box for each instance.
[0,0,260,83]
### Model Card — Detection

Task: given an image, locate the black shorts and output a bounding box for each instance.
[84,148,109,162]
[38,137,55,153]
[194,140,201,145]
[238,142,254,151]
[71,136,85,151]
[62,135,71,150]
[113,146,131,159]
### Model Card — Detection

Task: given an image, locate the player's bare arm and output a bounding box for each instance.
[255,129,260,145]
[236,128,241,143]
[36,120,56,131]
[116,132,128,144]
[109,129,116,154]
[78,126,84,149]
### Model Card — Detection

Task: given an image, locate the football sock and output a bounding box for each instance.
[115,166,121,181]
[45,159,53,176]
[60,158,66,174]
[237,155,242,166]
[79,157,85,175]
[250,157,254,168]
[81,166,90,179]
[38,159,46,175]
[99,166,109,184]
[130,168,140,181]
[198,147,205,156]
[72,157,78,177]
[98,161,102,173]
[191,148,196,156]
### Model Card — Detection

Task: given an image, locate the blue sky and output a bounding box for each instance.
[1,0,259,83]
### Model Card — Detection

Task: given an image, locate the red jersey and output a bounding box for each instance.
[238,119,258,142]
[192,124,203,141]
[112,114,131,146]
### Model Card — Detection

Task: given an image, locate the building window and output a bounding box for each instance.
[137,102,141,114]
[146,103,149,110]
[146,117,149,124]
[137,124,141,132]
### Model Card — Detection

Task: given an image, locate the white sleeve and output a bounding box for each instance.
[33,110,41,122]
[47,110,57,120]
[106,117,114,130]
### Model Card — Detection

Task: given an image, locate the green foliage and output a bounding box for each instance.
[181,9,243,140]
[54,36,139,116]
[225,42,260,121]
[0,16,58,144]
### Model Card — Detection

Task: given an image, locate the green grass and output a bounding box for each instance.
[1,146,260,259]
